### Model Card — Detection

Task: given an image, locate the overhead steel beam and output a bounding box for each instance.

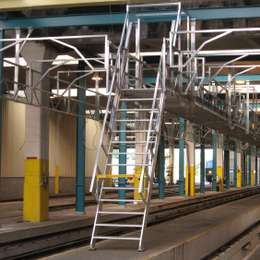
[1,6,260,29]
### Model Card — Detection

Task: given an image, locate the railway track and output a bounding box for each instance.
[1,186,260,260]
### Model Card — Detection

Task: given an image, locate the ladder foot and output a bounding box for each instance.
[89,246,96,251]
[138,247,144,252]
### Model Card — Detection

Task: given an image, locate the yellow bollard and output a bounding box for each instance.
[23,158,49,222]
[54,165,60,194]
[217,166,224,192]
[251,171,255,186]
[237,169,242,188]
[134,166,147,201]
[185,165,195,196]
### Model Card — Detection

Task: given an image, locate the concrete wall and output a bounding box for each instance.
[0,101,105,200]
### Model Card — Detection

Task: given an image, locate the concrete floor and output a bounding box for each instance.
[42,194,260,260]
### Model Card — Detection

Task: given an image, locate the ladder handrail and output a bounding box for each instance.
[90,14,130,193]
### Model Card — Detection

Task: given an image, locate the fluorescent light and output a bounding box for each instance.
[236,80,246,84]
[52,55,79,65]
[4,57,27,67]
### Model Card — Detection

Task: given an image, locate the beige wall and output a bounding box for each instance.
[1,101,106,178]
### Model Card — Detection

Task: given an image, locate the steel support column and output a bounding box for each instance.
[118,101,126,205]
[224,148,230,189]
[233,143,237,188]
[0,30,3,176]
[179,117,185,196]
[256,152,258,186]
[212,130,217,192]
[200,129,205,193]
[76,69,86,213]
[248,151,251,186]
[157,133,165,199]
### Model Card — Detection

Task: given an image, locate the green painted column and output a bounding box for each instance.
[241,152,246,187]
[118,101,126,204]
[200,141,205,193]
[179,117,185,196]
[256,153,258,186]
[157,133,165,199]
[76,69,86,213]
[212,130,217,191]
[233,143,237,188]
[224,148,230,189]
[0,30,3,176]
[248,151,251,186]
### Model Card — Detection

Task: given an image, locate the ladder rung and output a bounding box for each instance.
[93,236,140,241]
[108,152,148,155]
[112,130,157,133]
[99,211,144,215]
[102,187,136,190]
[96,223,142,228]
[100,199,143,202]
[120,98,159,101]
[117,109,159,112]
[116,119,156,122]
[106,164,151,167]
[111,141,156,144]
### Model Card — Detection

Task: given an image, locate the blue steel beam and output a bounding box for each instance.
[212,130,217,192]
[233,144,237,188]
[118,101,126,205]
[76,68,86,213]
[2,6,260,29]
[179,117,185,196]
[0,30,3,177]
[157,133,165,199]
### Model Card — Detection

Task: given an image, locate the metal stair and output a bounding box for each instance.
[89,2,181,251]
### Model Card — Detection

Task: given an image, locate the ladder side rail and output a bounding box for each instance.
[138,59,162,194]
[90,15,130,193]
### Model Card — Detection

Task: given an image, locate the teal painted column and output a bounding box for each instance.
[76,69,86,213]
[212,130,217,192]
[241,152,246,186]
[200,141,205,193]
[118,101,126,205]
[0,30,3,176]
[179,117,185,196]
[157,133,165,199]
[224,148,230,189]
[248,151,251,186]
[233,144,237,188]
[256,154,258,186]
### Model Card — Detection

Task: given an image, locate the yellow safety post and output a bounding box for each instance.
[134,166,148,201]
[23,158,49,222]
[185,121,196,197]
[217,166,224,192]
[237,168,242,188]
[54,165,60,194]
[251,170,255,186]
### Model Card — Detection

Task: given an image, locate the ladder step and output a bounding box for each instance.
[100,199,143,202]
[120,98,159,101]
[111,141,156,144]
[116,119,156,122]
[112,130,157,133]
[93,236,140,241]
[117,109,159,112]
[96,223,142,228]
[99,211,144,215]
[106,164,151,167]
[102,187,137,190]
[108,152,148,155]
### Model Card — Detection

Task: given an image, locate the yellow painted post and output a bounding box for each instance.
[23,158,49,222]
[54,165,60,194]
[217,166,224,192]
[185,121,196,197]
[134,166,147,201]
[237,169,242,188]
[237,150,242,188]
